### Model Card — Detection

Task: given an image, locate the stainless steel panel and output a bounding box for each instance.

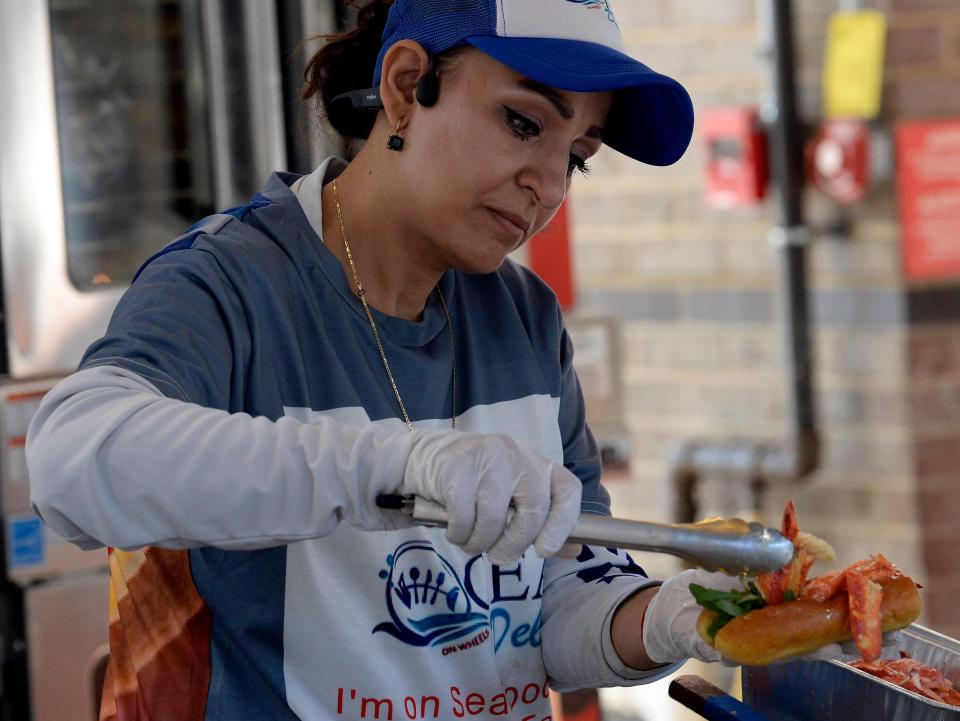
[201,0,235,210]
[49,0,217,291]
[243,0,287,182]
[0,0,125,377]
[0,0,289,377]
[0,378,108,584]
[25,572,110,721]
[298,0,343,169]
[202,0,288,208]
[742,624,960,721]
[0,380,56,517]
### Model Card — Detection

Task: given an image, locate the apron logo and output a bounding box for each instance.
[565,0,618,26]
[373,540,487,648]
[372,540,545,656]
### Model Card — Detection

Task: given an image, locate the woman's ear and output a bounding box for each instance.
[378,40,433,128]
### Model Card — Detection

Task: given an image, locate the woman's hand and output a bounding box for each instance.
[638,569,735,665]
[402,431,582,565]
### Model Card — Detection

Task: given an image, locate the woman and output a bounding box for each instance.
[27,1,731,719]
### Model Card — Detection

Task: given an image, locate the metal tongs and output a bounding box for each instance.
[377,494,794,575]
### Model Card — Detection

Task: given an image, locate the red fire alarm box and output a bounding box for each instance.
[702,107,769,209]
[807,118,870,204]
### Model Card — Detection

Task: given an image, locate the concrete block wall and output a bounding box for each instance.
[571,0,960,638]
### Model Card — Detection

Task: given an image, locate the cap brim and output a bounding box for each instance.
[465,36,694,166]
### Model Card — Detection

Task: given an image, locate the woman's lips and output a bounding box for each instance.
[487,207,529,242]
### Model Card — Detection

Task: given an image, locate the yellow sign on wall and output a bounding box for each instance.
[823,10,887,120]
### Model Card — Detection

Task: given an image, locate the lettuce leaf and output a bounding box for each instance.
[690,581,767,639]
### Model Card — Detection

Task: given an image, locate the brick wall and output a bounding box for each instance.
[909,325,960,636]
[571,0,960,639]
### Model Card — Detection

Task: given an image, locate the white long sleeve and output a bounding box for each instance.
[26,364,424,551]
[540,550,683,690]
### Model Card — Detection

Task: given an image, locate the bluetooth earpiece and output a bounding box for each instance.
[329,54,439,133]
[415,55,439,107]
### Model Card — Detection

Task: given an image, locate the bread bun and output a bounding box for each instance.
[697,574,922,666]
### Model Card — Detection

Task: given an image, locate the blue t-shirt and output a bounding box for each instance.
[80,160,645,721]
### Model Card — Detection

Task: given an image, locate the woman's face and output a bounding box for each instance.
[390,49,613,275]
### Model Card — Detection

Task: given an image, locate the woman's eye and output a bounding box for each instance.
[569,154,591,177]
[503,107,540,139]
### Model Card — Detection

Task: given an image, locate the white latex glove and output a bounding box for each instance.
[403,431,582,565]
[642,569,737,664]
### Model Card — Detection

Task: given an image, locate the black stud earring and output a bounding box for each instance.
[387,119,404,151]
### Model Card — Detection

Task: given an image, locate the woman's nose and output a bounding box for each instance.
[518,156,569,212]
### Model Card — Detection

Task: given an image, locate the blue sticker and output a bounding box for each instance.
[8,516,45,569]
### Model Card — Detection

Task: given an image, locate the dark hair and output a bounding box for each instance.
[302,0,394,140]
[302,0,467,140]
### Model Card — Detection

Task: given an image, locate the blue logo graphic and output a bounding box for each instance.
[374,540,487,647]
[574,545,646,584]
[373,541,643,653]
[566,0,618,25]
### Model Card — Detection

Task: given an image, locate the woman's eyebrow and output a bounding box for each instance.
[516,77,605,140]
[518,77,574,120]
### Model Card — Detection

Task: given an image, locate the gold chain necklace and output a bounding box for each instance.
[331,177,456,430]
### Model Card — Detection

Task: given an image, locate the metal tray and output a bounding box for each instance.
[742,624,960,721]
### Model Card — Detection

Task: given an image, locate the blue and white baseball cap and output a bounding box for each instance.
[371,0,694,166]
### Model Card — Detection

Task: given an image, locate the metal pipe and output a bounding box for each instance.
[670,0,819,523]
[765,0,819,480]
[768,0,804,228]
